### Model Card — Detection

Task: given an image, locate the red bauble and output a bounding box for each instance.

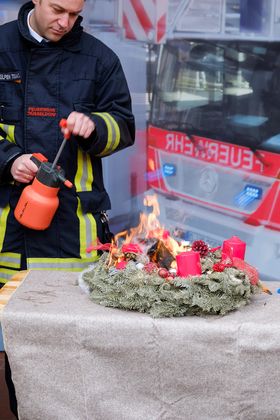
[116,261,128,270]
[213,262,226,272]
[143,262,158,274]
[158,268,169,278]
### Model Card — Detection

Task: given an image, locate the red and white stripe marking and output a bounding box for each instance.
[123,0,167,43]
[155,0,167,43]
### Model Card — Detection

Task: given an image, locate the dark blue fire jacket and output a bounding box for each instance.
[0,2,135,282]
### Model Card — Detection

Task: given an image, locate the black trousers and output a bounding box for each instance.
[5,352,18,418]
[3,254,26,419]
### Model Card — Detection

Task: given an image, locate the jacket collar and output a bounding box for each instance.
[17,1,83,52]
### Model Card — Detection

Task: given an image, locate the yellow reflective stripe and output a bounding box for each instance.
[0,253,21,269]
[95,113,113,155]
[75,149,94,193]
[0,268,16,283]
[74,147,98,259]
[93,112,120,156]
[85,152,94,190]
[7,125,15,142]
[78,198,87,257]
[74,148,97,259]
[27,256,99,270]
[0,123,15,143]
[0,205,10,251]
[75,149,83,192]
[104,112,120,150]
[76,198,98,260]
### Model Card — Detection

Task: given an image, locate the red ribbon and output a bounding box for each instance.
[121,243,143,254]
[212,254,258,285]
[86,239,112,253]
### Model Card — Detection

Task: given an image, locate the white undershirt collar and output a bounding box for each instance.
[27,9,49,43]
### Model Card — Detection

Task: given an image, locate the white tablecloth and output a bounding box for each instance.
[1,271,280,420]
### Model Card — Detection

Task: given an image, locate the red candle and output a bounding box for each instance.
[176,251,202,277]
[222,236,246,260]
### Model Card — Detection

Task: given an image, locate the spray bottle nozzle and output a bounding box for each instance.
[57,172,73,189]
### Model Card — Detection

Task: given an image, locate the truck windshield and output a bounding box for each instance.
[150,40,280,154]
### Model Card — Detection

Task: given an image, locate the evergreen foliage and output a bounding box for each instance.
[81,251,262,318]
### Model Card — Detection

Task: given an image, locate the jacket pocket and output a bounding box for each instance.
[73,102,96,114]
[71,69,97,104]
[0,82,22,123]
[0,103,22,123]
[72,70,96,81]
[76,190,111,214]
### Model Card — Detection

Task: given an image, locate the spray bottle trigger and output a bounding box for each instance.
[31,153,48,167]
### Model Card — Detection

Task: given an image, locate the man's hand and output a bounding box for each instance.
[62,112,95,139]
[11,154,38,183]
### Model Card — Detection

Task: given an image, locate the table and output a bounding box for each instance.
[1,271,280,420]
[0,271,28,351]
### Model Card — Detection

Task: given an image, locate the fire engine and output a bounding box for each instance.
[119,0,280,281]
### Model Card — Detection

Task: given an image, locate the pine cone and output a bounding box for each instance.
[191,240,209,257]
[124,252,138,261]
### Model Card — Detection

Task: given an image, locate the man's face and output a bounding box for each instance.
[31,0,85,41]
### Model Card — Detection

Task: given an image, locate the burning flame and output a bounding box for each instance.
[89,194,188,269]
[115,194,163,243]
[86,194,189,271]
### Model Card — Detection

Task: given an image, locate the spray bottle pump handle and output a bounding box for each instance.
[31,153,48,168]
[59,118,71,140]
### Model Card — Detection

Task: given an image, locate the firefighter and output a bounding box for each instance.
[0,0,135,285]
[0,0,135,416]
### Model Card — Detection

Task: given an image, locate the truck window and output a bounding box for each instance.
[150,39,280,154]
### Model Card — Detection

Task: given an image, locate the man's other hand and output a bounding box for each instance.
[11,154,38,183]
[63,112,95,139]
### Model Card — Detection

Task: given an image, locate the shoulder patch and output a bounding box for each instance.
[0,72,21,83]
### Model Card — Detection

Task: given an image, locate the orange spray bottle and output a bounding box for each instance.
[14,119,73,230]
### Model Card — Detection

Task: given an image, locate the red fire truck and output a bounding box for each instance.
[121,0,280,280]
[147,39,280,231]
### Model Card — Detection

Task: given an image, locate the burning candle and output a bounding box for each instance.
[176,251,202,277]
[222,236,246,260]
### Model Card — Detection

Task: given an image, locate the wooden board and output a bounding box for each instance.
[0,271,29,319]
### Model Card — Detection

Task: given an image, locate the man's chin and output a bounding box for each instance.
[47,31,65,42]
